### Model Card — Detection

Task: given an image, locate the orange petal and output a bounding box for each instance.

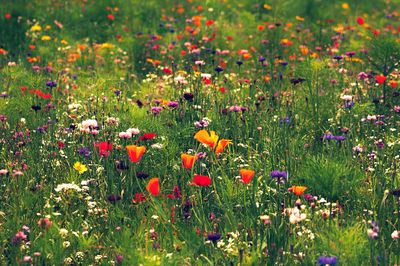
[146,178,160,196]
[126,145,146,163]
[240,169,255,184]
[181,153,197,169]
[215,139,232,154]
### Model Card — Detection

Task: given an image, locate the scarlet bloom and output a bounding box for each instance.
[206,20,215,26]
[5,13,11,19]
[126,145,146,163]
[181,154,197,169]
[240,169,255,184]
[139,132,157,141]
[356,16,364,25]
[132,193,146,204]
[107,14,115,21]
[192,174,212,186]
[375,75,386,85]
[290,186,307,196]
[146,178,160,196]
[95,141,113,156]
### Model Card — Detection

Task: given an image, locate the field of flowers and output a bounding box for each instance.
[0,0,400,265]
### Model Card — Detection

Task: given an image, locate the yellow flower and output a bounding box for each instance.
[61,39,68,45]
[342,3,349,9]
[31,24,42,31]
[73,162,88,174]
[41,35,51,41]
[263,4,272,10]
[100,43,115,49]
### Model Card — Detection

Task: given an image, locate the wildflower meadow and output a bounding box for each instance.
[1,0,400,265]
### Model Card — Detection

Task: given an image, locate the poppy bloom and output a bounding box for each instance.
[126,145,146,163]
[215,139,232,154]
[107,14,115,21]
[181,154,197,169]
[290,186,307,196]
[356,16,364,25]
[95,141,113,157]
[239,169,255,184]
[375,75,386,85]
[146,178,160,196]
[192,174,212,186]
[139,132,157,141]
[194,129,219,148]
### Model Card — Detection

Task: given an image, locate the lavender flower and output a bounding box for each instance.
[317,256,337,265]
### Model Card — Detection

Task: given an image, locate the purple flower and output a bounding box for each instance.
[344,101,355,109]
[78,147,91,157]
[46,81,57,88]
[167,101,179,108]
[322,134,335,140]
[107,194,121,203]
[333,136,346,142]
[215,66,224,73]
[136,172,149,179]
[151,106,163,115]
[270,170,287,180]
[207,233,221,241]
[317,256,337,265]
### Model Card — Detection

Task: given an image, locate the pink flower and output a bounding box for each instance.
[0,169,8,175]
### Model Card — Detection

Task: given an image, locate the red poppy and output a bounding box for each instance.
[139,132,157,141]
[58,141,65,149]
[95,141,113,156]
[107,14,115,21]
[356,16,364,25]
[133,193,146,203]
[181,154,197,169]
[146,178,160,196]
[206,20,215,26]
[5,13,11,19]
[163,67,172,74]
[375,75,386,85]
[192,174,212,186]
[239,169,255,184]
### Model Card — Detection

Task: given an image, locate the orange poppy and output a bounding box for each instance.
[215,139,232,154]
[126,145,146,163]
[146,178,160,196]
[239,169,255,184]
[192,174,212,186]
[181,154,197,169]
[194,130,219,148]
[291,186,307,196]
